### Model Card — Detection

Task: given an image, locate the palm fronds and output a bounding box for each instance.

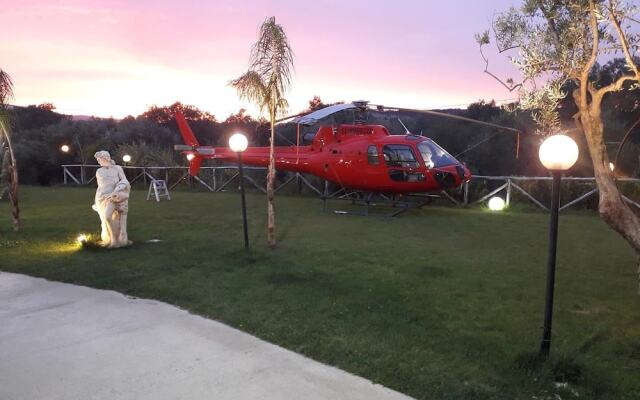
[231,16,294,117]
[230,71,269,111]
[0,69,14,105]
[249,17,294,107]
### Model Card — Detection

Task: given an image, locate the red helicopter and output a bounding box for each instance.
[174,101,521,202]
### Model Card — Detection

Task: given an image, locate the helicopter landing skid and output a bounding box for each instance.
[321,192,438,217]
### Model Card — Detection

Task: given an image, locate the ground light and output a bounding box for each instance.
[76,234,88,244]
[229,133,249,250]
[538,133,579,357]
[487,196,506,211]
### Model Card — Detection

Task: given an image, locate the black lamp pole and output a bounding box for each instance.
[540,171,562,356]
[237,152,249,250]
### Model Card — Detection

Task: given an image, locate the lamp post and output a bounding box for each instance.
[538,134,579,357]
[229,133,249,250]
[60,135,88,183]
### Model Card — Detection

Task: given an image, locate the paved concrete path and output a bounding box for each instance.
[0,272,413,400]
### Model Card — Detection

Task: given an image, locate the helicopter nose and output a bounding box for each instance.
[434,164,470,188]
[455,165,465,180]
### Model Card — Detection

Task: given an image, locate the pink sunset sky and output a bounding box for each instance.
[3,0,522,119]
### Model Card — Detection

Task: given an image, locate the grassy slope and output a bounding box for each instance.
[1,186,639,400]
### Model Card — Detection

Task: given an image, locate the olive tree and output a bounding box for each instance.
[478,0,640,291]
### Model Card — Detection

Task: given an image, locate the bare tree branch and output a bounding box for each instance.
[596,73,637,97]
[479,44,523,92]
[581,0,601,108]
[608,0,640,78]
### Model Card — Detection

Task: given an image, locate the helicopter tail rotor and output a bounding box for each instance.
[188,155,203,177]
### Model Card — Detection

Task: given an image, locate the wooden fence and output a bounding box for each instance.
[61,164,640,212]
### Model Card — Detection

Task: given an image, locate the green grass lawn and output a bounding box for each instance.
[1,186,639,400]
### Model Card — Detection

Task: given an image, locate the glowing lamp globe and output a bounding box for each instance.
[229,133,248,153]
[60,144,70,153]
[186,153,195,161]
[539,135,579,171]
[488,196,506,211]
[122,154,132,163]
[76,234,88,244]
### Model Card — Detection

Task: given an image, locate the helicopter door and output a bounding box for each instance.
[382,145,425,183]
[364,144,384,186]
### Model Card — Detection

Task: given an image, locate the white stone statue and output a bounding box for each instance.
[93,151,132,248]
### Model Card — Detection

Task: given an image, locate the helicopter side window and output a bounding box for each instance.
[367,145,379,165]
[382,145,419,169]
[418,140,457,168]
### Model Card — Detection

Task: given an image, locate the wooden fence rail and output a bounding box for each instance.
[467,175,640,211]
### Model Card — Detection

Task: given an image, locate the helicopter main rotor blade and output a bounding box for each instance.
[276,103,358,125]
[275,110,310,124]
[373,105,523,135]
[275,100,523,136]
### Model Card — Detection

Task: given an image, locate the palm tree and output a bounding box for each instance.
[0,68,19,231]
[231,16,294,249]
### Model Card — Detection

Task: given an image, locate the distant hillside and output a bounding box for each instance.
[71,115,94,121]
[8,104,70,131]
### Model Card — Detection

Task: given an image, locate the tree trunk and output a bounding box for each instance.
[579,105,640,291]
[266,111,276,248]
[637,253,640,296]
[8,161,19,231]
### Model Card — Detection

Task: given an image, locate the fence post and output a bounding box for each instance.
[506,179,512,206]
[463,181,469,205]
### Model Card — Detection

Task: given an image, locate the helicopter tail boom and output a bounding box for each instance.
[174,112,316,176]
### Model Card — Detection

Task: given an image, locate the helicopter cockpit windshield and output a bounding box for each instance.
[418,139,458,168]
